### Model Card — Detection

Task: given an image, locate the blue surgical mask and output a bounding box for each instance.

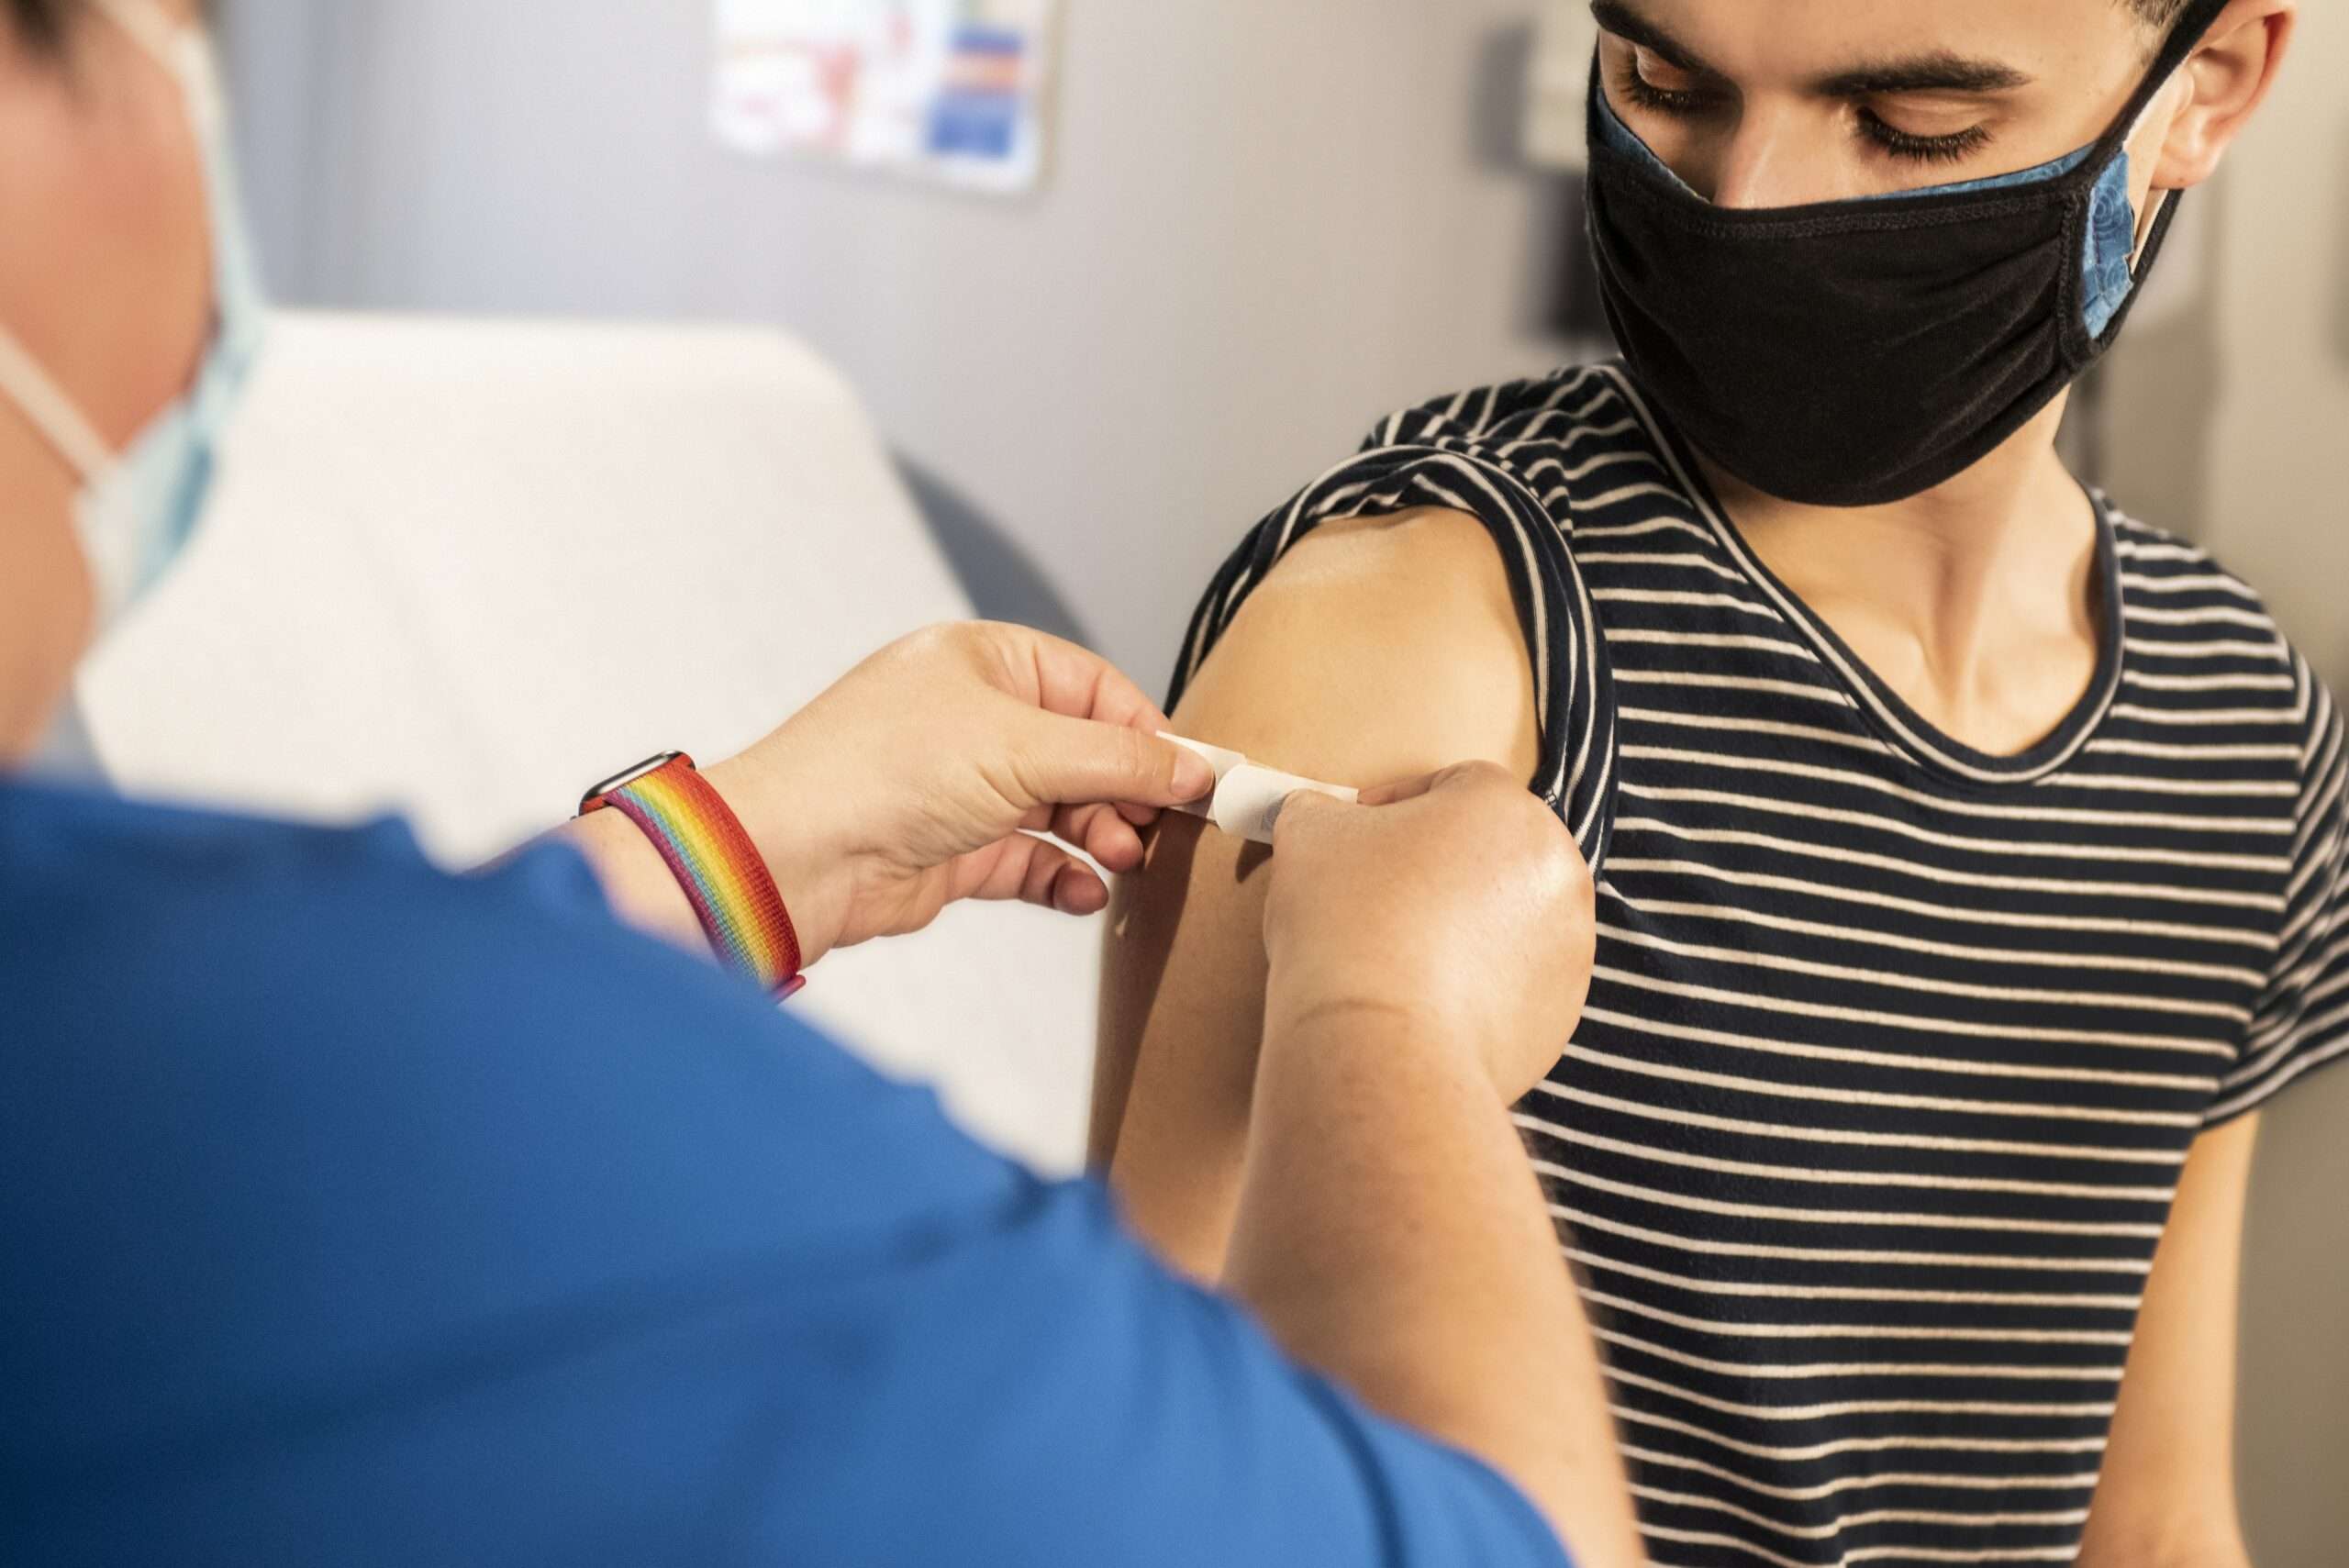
[0,0,267,636]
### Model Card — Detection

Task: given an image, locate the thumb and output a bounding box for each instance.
[1267,784,1349,853]
[1019,714,1219,811]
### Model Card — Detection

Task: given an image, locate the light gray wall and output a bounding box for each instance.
[2102,2,2349,692]
[215,2,2347,1556]
[2099,6,2349,1561]
[217,0,1589,684]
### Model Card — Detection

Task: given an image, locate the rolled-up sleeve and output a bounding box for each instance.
[2205,658,2349,1126]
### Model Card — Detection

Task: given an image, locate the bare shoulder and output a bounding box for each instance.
[1094,505,1543,1211]
[1172,507,1542,790]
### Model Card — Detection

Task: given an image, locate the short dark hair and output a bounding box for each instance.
[2130,0,2191,28]
[6,0,70,50]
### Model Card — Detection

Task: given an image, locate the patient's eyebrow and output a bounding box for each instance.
[1812,52,2035,97]
[1589,0,1717,77]
[1588,2,2033,99]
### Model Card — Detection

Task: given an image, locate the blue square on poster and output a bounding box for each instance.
[929,91,1020,159]
[926,24,1028,160]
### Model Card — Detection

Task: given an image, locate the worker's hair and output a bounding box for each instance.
[2130,0,2193,27]
[5,0,77,51]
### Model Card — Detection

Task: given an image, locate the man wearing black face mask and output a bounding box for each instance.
[1100,3,2342,1566]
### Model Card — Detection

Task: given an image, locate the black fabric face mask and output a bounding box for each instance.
[1584,0,2229,508]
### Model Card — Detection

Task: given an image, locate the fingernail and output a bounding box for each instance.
[1172,751,1218,802]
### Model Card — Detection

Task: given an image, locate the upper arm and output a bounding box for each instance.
[2075,1115,2263,1568]
[1091,508,1544,1278]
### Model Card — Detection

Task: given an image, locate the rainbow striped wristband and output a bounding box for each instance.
[579,752,806,998]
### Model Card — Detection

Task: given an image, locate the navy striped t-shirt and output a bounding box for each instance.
[1172,361,2349,1568]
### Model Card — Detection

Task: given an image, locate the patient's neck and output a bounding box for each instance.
[0,416,93,764]
[1698,395,2105,759]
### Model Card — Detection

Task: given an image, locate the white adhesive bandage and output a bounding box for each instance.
[1161,734,1359,846]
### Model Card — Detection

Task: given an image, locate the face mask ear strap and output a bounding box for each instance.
[84,0,224,123]
[2132,188,2177,271]
[2110,0,2230,269]
[2100,0,2233,162]
[83,0,183,69]
[0,327,117,481]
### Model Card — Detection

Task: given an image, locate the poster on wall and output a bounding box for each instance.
[711,0,1059,195]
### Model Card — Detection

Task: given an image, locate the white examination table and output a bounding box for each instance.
[76,312,1101,1173]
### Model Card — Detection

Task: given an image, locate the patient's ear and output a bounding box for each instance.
[2150,0,2295,191]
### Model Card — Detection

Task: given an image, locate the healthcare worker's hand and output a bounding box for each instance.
[1260,762,1597,1103]
[695,623,1218,966]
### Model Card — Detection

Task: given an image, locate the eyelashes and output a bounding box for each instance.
[1614,63,1716,122]
[1853,109,1994,165]
[1616,61,1729,126]
[1612,62,1996,168]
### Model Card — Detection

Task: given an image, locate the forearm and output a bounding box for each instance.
[2073,1118,2261,1568]
[1223,997,1644,1568]
[548,752,852,968]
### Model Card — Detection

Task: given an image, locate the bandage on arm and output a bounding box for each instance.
[1090,509,1542,1274]
[1161,734,1360,845]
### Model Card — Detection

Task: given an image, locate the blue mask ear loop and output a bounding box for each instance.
[2076,0,2233,335]
[55,0,269,622]
[2082,63,2197,337]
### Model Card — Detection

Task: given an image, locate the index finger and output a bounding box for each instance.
[1357,773,1443,808]
[1359,761,1517,807]
[1015,628,1175,735]
[1010,629,1177,824]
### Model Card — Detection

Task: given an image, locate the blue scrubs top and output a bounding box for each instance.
[0,779,1568,1568]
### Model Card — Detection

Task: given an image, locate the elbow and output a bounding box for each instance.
[2076,1522,2254,1568]
[2088,1549,2252,1568]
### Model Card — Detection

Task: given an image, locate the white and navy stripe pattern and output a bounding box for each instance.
[1170,362,2349,1568]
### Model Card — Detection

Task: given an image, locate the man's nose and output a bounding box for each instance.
[1706,104,1847,209]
